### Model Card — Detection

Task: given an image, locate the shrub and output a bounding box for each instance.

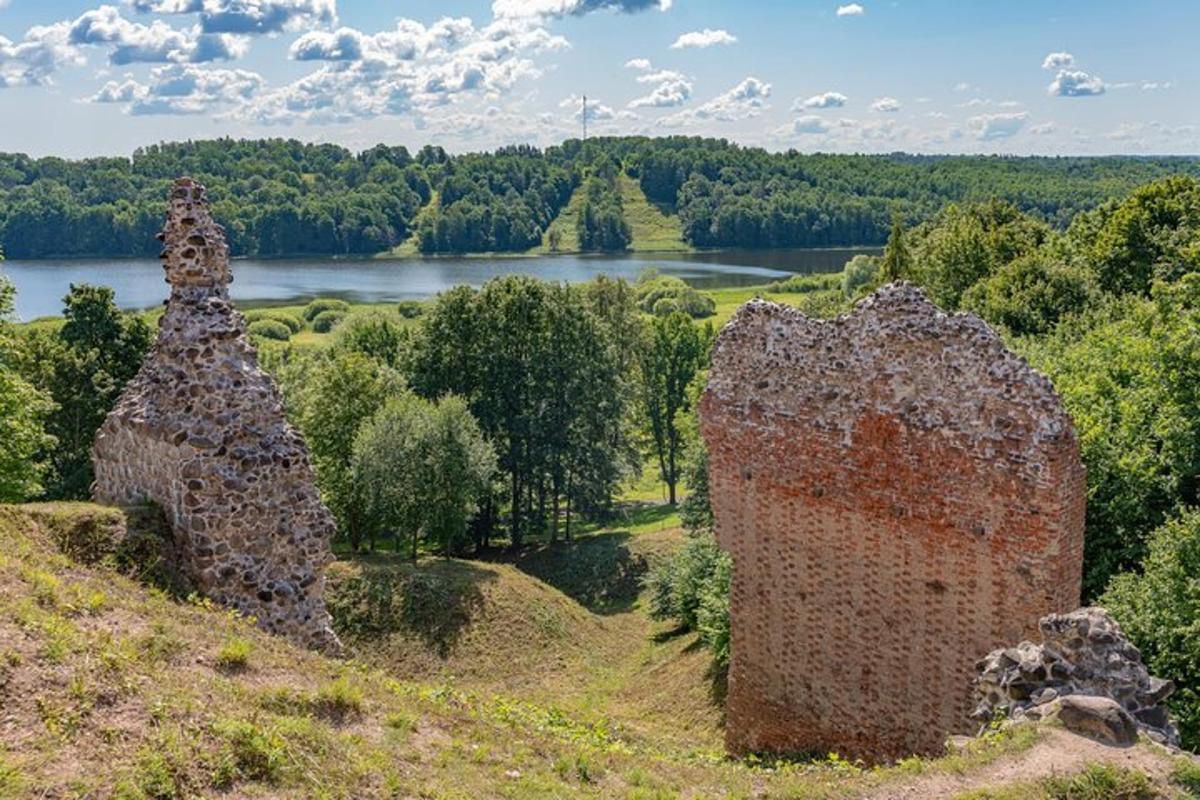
[396,300,424,318]
[244,309,303,333]
[215,637,252,671]
[333,310,407,367]
[311,310,347,334]
[636,275,715,318]
[766,272,843,295]
[1102,508,1200,749]
[645,533,731,665]
[246,320,291,341]
[302,298,350,321]
[841,254,881,298]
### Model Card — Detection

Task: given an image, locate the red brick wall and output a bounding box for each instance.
[699,285,1085,762]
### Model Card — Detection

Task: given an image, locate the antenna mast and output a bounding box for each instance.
[582,94,588,140]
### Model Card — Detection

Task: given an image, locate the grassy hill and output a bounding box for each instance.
[2,503,1197,799]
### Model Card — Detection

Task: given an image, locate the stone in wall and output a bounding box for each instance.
[92,177,340,651]
[975,607,1179,747]
[699,283,1086,762]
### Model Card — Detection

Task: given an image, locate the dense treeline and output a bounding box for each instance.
[416,145,576,253]
[3,136,1199,258]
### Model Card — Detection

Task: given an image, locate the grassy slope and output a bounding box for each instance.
[530,173,688,256]
[7,503,1177,800]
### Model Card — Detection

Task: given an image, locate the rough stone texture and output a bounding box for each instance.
[92,177,339,652]
[1046,696,1140,747]
[698,283,1086,762]
[975,607,1179,747]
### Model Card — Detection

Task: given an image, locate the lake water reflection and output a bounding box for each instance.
[3,247,878,321]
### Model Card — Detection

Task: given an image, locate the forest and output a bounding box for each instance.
[2,136,1199,258]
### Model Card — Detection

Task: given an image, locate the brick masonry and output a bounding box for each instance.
[92,178,340,651]
[699,283,1085,762]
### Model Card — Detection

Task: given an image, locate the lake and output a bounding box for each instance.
[2,247,878,321]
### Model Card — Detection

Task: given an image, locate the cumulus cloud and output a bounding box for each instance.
[629,77,690,107]
[624,57,651,70]
[1048,68,1105,97]
[968,111,1028,140]
[797,91,846,109]
[68,5,246,65]
[660,75,770,126]
[836,3,864,16]
[0,24,83,87]
[670,28,736,49]
[492,0,671,19]
[131,0,336,35]
[790,114,829,134]
[870,96,900,112]
[91,62,262,114]
[247,15,567,123]
[1041,52,1074,70]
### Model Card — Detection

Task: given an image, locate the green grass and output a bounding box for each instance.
[2,502,1188,798]
[618,174,689,253]
[951,763,1161,800]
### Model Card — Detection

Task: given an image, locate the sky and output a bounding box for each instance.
[0,0,1196,158]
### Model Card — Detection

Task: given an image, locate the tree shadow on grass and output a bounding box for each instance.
[496,531,650,615]
[325,554,498,658]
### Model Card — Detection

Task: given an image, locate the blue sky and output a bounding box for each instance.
[0,0,1195,158]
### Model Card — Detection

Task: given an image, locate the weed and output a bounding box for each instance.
[1172,759,1200,796]
[1042,764,1157,800]
[211,718,286,786]
[313,676,365,721]
[215,637,252,671]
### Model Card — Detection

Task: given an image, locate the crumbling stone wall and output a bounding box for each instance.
[93,178,339,651]
[699,284,1086,762]
[975,607,1179,747]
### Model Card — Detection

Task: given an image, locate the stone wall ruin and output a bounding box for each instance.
[699,283,1086,762]
[92,178,339,651]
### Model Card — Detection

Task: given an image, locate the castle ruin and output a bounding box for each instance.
[92,178,339,651]
[699,284,1085,761]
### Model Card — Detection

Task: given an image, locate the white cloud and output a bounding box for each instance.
[1142,81,1173,90]
[836,3,864,16]
[1041,51,1074,70]
[624,57,651,70]
[0,22,84,88]
[659,75,770,126]
[131,0,337,35]
[953,81,974,92]
[1048,68,1105,97]
[492,0,672,19]
[68,5,246,65]
[91,63,262,114]
[670,28,736,49]
[246,15,567,123]
[870,96,900,113]
[1029,121,1056,135]
[629,77,690,108]
[968,111,1028,140]
[798,90,846,109]
[790,114,829,134]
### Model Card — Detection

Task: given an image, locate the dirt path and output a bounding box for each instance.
[860,728,1182,799]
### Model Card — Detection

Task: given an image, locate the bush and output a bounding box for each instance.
[766,272,843,295]
[333,310,407,367]
[841,254,881,298]
[645,533,731,665]
[302,298,350,321]
[396,300,424,319]
[1102,508,1200,749]
[636,275,715,318]
[244,309,304,333]
[246,319,291,341]
[311,310,347,333]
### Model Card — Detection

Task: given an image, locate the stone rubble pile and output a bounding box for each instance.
[974,607,1178,747]
[92,177,340,652]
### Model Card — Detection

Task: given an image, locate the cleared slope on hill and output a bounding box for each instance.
[1,503,1194,799]
[617,174,688,253]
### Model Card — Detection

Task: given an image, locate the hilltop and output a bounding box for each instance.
[2,502,1197,799]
